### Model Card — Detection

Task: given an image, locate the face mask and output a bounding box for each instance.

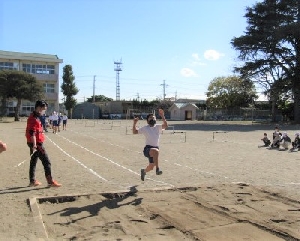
[148,119,156,126]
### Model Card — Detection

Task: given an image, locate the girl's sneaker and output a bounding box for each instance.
[29,180,42,187]
[48,180,62,187]
[156,170,163,175]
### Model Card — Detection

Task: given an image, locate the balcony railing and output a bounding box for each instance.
[32,73,58,81]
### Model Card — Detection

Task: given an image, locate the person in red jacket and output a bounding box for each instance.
[26,100,61,187]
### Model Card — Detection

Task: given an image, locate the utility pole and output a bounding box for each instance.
[114,59,122,101]
[136,92,140,102]
[92,75,96,103]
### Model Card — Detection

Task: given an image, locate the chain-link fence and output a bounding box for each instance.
[197,107,282,122]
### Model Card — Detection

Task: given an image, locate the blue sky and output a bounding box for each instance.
[0,0,260,102]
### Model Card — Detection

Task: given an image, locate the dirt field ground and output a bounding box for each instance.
[0,118,299,241]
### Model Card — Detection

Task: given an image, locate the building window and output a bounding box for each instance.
[21,101,35,112]
[22,63,55,74]
[32,64,46,74]
[22,64,31,73]
[43,83,55,93]
[0,62,18,70]
[47,65,55,74]
[22,106,34,112]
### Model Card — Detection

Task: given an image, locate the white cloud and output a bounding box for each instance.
[191,53,206,66]
[204,49,224,61]
[180,68,198,77]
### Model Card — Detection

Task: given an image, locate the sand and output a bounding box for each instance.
[0,118,299,240]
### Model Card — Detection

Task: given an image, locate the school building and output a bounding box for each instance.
[0,50,63,116]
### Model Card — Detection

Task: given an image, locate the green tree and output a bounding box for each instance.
[231,0,300,122]
[206,76,257,109]
[0,73,7,116]
[0,70,43,121]
[87,95,113,102]
[61,65,79,118]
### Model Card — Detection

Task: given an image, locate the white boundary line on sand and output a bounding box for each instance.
[15,151,38,167]
[71,129,229,185]
[63,131,300,188]
[50,134,174,187]
[15,159,27,167]
[46,136,108,182]
[16,130,298,189]
[71,129,142,154]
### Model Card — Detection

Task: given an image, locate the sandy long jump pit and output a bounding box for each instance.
[29,183,300,241]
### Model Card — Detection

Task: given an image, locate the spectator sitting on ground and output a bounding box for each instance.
[279,132,291,151]
[271,126,281,149]
[260,133,271,147]
[290,132,300,151]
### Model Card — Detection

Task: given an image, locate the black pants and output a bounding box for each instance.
[27,142,52,183]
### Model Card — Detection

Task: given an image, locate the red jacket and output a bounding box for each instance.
[26,111,45,143]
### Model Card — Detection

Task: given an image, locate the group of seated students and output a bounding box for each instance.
[261,126,300,151]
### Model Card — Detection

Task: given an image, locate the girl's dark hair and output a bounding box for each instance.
[35,100,48,108]
[146,113,153,121]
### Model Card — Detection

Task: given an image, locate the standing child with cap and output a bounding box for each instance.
[26,100,62,187]
[62,113,68,130]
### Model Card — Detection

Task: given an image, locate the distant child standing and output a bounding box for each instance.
[62,114,68,130]
[39,113,48,132]
[52,111,59,134]
[57,113,62,132]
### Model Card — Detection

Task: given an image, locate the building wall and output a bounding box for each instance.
[93,101,133,118]
[73,102,100,119]
[170,108,183,120]
[169,104,199,121]
[0,50,63,116]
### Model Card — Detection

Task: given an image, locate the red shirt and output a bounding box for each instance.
[26,111,45,143]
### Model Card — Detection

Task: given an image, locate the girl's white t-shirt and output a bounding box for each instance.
[138,124,163,147]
